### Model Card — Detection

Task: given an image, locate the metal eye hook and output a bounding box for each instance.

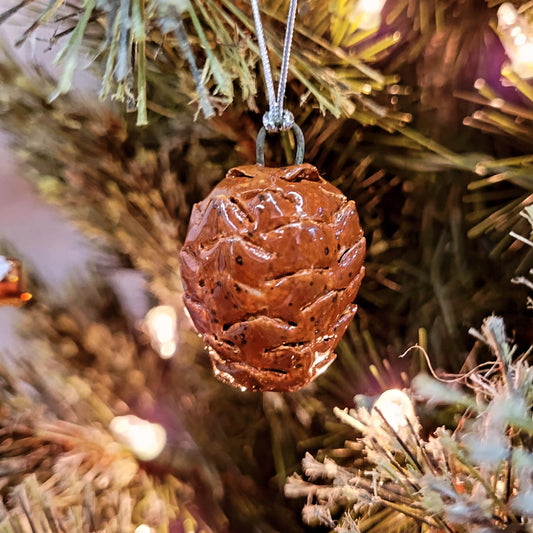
[256,123,305,166]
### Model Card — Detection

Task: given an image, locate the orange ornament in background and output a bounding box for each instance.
[0,256,32,307]
[179,164,365,392]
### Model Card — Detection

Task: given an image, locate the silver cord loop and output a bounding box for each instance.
[251,0,301,144]
[256,124,305,166]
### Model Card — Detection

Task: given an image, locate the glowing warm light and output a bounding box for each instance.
[349,0,387,31]
[497,3,533,79]
[134,526,152,533]
[371,389,418,436]
[159,340,177,358]
[145,305,178,359]
[110,414,167,461]
[515,32,527,46]
[499,2,518,27]
[516,41,533,64]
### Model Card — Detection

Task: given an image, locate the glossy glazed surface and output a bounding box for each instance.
[180,164,365,391]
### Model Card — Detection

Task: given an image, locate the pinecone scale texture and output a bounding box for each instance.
[180,164,365,392]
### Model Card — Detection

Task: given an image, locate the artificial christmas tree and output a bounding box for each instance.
[0,0,532,531]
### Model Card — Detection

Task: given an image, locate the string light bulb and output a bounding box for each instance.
[110,414,167,461]
[497,3,533,79]
[371,389,418,438]
[349,0,387,31]
[145,305,178,358]
[134,526,152,533]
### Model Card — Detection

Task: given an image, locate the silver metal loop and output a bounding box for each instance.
[256,123,305,166]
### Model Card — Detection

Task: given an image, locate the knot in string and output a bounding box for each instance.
[262,108,294,133]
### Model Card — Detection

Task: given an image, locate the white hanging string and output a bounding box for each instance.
[250,0,298,133]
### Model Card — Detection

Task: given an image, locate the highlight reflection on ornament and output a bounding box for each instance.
[110,414,167,461]
[349,0,387,31]
[145,305,178,359]
[371,389,418,438]
[0,256,32,307]
[497,3,533,79]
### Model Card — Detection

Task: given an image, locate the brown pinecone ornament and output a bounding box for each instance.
[179,164,365,392]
